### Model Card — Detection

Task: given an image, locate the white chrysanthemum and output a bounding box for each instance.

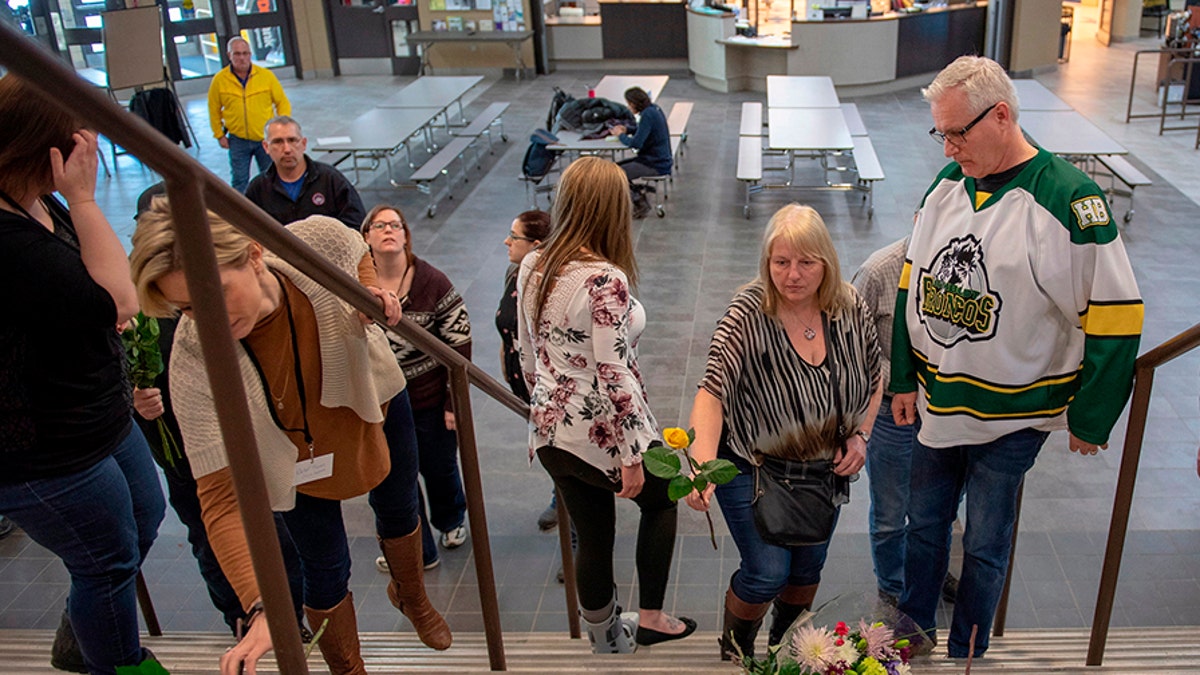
[790,625,837,671]
[895,663,912,675]
[835,639,859,665]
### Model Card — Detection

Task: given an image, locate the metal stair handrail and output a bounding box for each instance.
[1087,322,1200,665]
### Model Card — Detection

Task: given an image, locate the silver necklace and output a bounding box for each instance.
[795,312,818,340]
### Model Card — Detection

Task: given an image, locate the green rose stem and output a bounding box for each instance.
[120,313,182,469]
[644,428,739,551]
[684,446,720,550]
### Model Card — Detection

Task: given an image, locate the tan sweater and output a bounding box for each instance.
[171,215,404,508]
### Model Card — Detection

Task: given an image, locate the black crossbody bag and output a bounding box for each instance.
[751,312,851,547]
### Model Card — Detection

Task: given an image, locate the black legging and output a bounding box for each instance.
[537,446,678,612]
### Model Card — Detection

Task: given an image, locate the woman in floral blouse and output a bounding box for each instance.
[516,156,695,653]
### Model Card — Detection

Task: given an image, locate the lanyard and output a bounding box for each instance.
[242,271,315,457]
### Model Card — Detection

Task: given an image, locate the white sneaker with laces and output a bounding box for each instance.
[440,525,467,549]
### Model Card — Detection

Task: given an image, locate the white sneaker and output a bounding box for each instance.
[377,555,440,572]
[440,525,467,549]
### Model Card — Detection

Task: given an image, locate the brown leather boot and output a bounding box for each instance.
[304,592,368,675]
[768,583,819,646]
[379,526,453,650]
[720,587,771,662]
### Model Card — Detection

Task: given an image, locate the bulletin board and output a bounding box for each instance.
[101,6,167,91]
[416,0,534,69]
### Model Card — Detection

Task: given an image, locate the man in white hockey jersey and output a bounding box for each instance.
[891,56,1143,658]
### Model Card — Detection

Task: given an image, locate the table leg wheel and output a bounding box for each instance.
[1123,210,1133,223]
[501,134,509,142]
[743,205,751,219]
[427,205,437,218]
[656,206,665,218]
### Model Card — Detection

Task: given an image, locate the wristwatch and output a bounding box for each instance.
[854,429,871,444]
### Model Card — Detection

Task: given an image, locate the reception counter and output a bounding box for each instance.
[688,1,987,92]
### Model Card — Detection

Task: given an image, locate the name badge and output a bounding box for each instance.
[294,453,334,485]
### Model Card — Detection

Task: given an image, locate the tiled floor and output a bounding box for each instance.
[2,2,1198,648]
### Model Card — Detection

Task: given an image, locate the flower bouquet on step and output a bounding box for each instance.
[643,427,738,549]
[736,591,924,675]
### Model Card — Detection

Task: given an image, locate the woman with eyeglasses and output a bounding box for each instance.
[496,211,561,531]
[362,205,472,573]
[130,205,450,675]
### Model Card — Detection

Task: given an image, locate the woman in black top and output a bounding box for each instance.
[496,209,551,401]
[495,210,556,529]
[0,74,166,674]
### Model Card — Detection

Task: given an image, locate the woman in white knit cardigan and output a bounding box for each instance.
[130,204,450,675]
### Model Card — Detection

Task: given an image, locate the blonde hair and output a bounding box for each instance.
[130,196,256,317]
[528,157,636,326]
[756,203,853,318]
[922,55,1020,122]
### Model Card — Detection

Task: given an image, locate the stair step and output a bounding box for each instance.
[1,628,1196,673]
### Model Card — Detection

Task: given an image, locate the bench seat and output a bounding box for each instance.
[1095,154,1151,224]
[453,101,510,156]
[851,136,885,218]
[737,135,763,218]
[841,103,868,137]
[740,102,763,137]
[411,136,475,217]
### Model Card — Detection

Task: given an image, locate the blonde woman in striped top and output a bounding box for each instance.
[684,203,882,662]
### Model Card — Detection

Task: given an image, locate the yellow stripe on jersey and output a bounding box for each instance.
[1079,302,1144,337]
[931,370,1079,393]
[926,401,1071,419]
[898,261,912,290]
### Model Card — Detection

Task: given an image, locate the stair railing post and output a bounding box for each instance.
[555,499,580,638]
[1087,366,1154,666]
[448,364,506,671]
[163,178,309,674]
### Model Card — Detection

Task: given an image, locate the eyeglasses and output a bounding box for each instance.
[368,220,404,232]
[929,103,998,146]
[507,231,537,242]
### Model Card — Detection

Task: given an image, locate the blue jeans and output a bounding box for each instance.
[898,425,1048,657]
[715,467,835,604]
[282,390,424,611]
[227,134,270,193]
[412,405,466,536]
[0,424,165,674]
[865,394,916,599]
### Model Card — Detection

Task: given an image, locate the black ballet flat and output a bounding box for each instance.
[635,616,697,646]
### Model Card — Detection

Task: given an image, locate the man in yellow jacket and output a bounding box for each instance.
[207,36,291,192]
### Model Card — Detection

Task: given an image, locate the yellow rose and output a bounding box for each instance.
[663,427,690,450]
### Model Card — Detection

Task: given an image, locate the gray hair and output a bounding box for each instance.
[922,56,1020,122]
[226,36,250,54]
[264,115,303,140]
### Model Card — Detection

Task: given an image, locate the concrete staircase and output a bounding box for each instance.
[2,628,1198,673]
